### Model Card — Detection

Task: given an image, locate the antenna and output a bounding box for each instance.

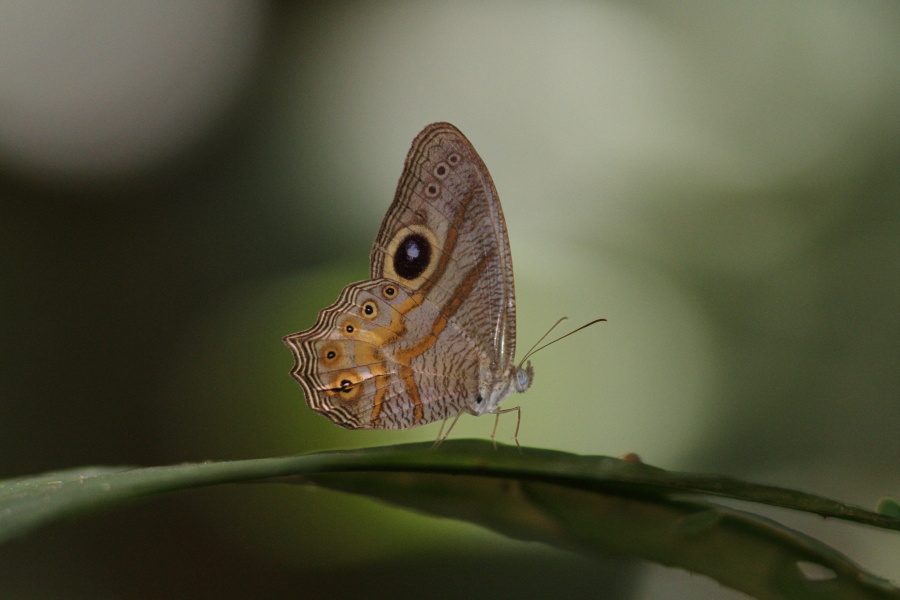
[518,317,607,367]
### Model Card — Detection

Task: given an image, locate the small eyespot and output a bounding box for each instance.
[364,304,374,315]
[475,395,483,404]
[425,183,439,197]
[343,323,355,334]
[320,344,341,362]
[447,152,460,165]
[361,300,378,318]
[434,163,448,178]
[383,285,396,298]
[329,372,362,398]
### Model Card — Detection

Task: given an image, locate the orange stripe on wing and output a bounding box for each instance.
[416,189,469,296]
[396,253,489,365]
[372,190,480,427]
[400,365,424,424]
[369,382,388,426]
[395,255,488,425]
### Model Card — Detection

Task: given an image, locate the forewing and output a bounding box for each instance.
[369,122,517,369]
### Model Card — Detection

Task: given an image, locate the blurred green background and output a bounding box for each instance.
[1,2,897,598]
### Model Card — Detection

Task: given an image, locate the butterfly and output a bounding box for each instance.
[283,123,601,444]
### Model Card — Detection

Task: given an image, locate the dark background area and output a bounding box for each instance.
[1,3,897,598]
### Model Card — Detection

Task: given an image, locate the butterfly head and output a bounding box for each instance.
[468,360,533,416]
[515,360,534,393]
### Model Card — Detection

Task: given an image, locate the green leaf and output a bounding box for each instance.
[878,498,900,519]
[1,441,897,600]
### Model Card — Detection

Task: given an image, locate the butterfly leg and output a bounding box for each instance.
[435,418,449,441]
[490,406,522,452]
[490,413,500,450]
[432,408,468,449]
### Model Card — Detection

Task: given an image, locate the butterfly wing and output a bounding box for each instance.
[283,123,521,430]
[283,278,482,429]
[370,122,517,369]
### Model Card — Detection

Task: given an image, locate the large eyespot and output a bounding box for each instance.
[361,300,378,319]
[393,232,431,281]
[383,224,440,288]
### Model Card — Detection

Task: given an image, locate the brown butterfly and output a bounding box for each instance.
[283,123,599,444]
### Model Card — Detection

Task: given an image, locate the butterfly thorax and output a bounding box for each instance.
[468,360,533,416]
